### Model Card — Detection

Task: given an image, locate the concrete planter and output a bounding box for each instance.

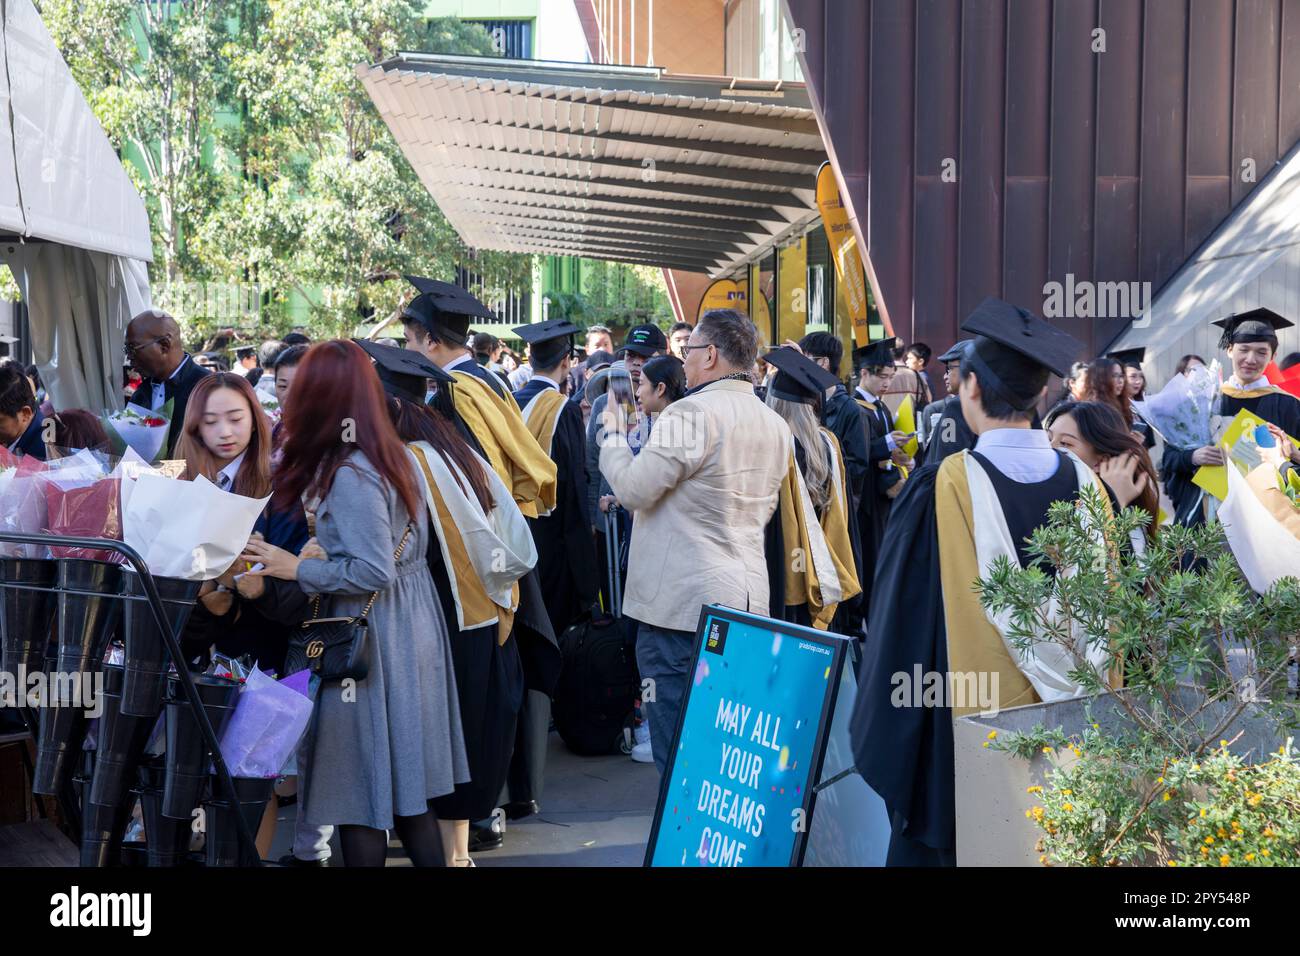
[953,689,1282,866]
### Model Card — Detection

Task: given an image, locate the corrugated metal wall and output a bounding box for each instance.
[1156,248,1300,382]
[784,0,1300,358]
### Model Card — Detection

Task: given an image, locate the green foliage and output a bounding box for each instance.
[543,291,591,324]
[979,485,1300,865]
[1021,730,1300,867]
[40,0,229,282]
[40,0,531,339]
[573,260,672,326]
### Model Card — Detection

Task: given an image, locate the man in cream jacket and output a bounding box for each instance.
[599,309,790,773]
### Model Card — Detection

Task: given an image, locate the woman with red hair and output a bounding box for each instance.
[242,340,467,867]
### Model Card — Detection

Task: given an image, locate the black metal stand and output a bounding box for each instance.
[0,532,262,867]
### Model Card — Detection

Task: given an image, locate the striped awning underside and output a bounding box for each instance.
[358,54,827,276]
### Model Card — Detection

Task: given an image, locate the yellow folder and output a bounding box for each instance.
[1192,408,1297,501]
[894,395,919,457]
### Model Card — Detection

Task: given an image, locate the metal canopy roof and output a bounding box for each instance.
[358,54,828,276]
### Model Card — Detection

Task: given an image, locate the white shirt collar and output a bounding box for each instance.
[532,372,562,391]
[442,352,475,373]
[167,354,190,381]
[216,451,246,490]
[1226,371,1271,390]
[856,386,880,404]
[974,427,1052,451]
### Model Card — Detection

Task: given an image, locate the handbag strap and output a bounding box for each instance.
[305,522,415,624]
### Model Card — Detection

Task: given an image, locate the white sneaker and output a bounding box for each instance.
[630,735,653,763]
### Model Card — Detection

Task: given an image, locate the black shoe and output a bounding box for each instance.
[502,799,539,821]
[276,853,329,867]
[468,823,504,853]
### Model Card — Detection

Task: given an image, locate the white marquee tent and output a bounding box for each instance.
[0,0,151,411]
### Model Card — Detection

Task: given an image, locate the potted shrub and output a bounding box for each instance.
[956,485,1300,866]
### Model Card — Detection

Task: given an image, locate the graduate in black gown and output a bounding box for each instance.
[850,337,911,620]
[395,280,561,842]
[512,320,600,635]
[1162,309,1300,526]
[850,297,1090,866]
[355,340,532,866]
[799,333,872,633]
[509,320,600,824]
[1108,347,1157,450]
[760,347,863,631]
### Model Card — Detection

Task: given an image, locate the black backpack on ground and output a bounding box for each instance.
[553,507,640,756]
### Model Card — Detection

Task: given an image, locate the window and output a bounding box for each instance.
[464,19,533,59]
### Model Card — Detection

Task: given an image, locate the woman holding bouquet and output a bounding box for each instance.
[174,373,309,670]
[241,340,468,867]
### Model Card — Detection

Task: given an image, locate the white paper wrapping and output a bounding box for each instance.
[105,402,170,464]
[122,473,269,580]
[1220,462,1300,595]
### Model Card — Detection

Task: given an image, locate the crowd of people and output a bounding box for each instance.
[3,276,1300,868]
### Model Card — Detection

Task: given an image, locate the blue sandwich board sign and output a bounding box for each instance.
[645,605,849,867]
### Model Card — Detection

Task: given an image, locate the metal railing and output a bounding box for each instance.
[0,531,261,867]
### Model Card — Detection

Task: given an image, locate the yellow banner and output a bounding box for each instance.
[748,264,772,344]
[697,278,747,322]
[777,238,808,344]
[815,162,870,347]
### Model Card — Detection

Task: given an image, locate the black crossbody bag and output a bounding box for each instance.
[284,523,413,682]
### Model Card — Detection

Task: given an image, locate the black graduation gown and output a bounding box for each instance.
[855,393,902,618]
[1161,443,1204,527]
[1219,388,1300,438]
[425,524,525,821]
[848,462,955,865]
[820,387,871,632]
[763,437,866,634]
[128,354,211,457]
[821,385,872,506]
[514,381,600,636]
[433,390,560,811]
[922,395,976,466]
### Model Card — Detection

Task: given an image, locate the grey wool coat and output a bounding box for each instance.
[296,451,469,829]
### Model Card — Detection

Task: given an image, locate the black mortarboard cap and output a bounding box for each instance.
[1212,308,1293,350]
[353,338,451,405]
[852,336,899,371]
[764,347,841,405]
[937,340,971,364]
[514,319,581,368]
[402,275,496,347]
[959,297,1082,411]
[1106,347,1146,369]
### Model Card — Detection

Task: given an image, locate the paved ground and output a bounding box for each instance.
[477,735,659,867]
[268,731,659,867]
